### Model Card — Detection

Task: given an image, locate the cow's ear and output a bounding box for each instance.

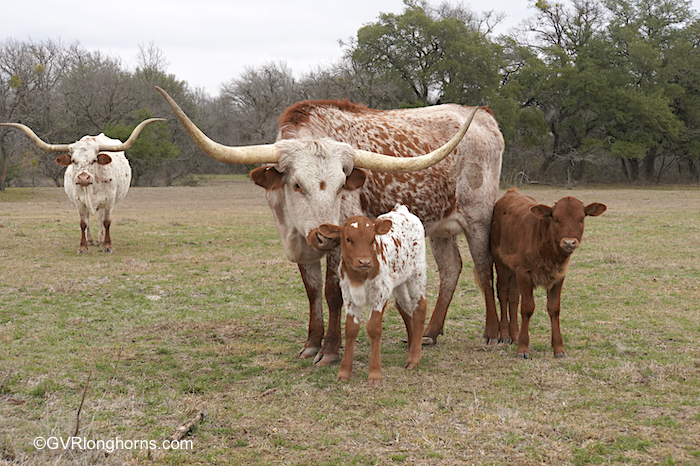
[318,224,342,239]
[585,202,606,217]
[374,219,392,235]
[55,154,71,166]
[97,153,112,165]
[530,204,552,219]
[250,165,284,190]
[344,168,366,190]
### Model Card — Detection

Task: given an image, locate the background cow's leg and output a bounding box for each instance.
[297,261,324,359]
[78,209,89,254]
[516,270,535,359]
[423,235,462,345]
[547,278,566,358]
[337,313,359,382]
[315,248,342,366]
[366,306,385,386]
[465,224,499,345]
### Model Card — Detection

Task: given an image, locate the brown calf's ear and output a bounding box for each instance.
[530,204,553,219]
[250,165,284,190]
[318,223,342,239]
[97,153,113,165]
[344,168,366,190]
[585,202,607,217]
[374,219,393,235]
[55,154,71,166]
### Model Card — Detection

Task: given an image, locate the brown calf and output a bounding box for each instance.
[490,188,606,358]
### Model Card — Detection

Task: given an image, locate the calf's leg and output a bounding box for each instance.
[516,271,535,359]
[507,273,520,343]
[397,296,427,370]
[366,306,385,386]
[547,278,566,358]
[337,313,360,382]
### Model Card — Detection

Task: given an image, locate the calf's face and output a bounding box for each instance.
[530,197,606,254]
[310,216,393,272]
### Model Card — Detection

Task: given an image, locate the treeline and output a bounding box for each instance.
[1,0,699,189]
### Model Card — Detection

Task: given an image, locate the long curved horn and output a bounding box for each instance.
[0,123,70,153]
[155,86,278,164]
[352,106,479,173]
[97,118,166,151]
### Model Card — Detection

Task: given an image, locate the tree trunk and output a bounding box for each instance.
[644,146,657,182]
[0,154,7,191]
[622,157,639,182]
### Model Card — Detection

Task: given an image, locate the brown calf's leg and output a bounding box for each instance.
[366,307,385,386]
[547,278,566,358]
[495,261,512,343]
[507,273,520,343]
[516,271,535,359]
[397,297,426,369]
[337,313,360,382]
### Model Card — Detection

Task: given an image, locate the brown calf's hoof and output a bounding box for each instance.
[483,337,499,346]
[405,362,418,369]
[516,352,531,360]
[337,375,350,383]
[368,378,381,387]
[313,353,339,366]
[421,336,437,346]
[554,352,566,359]
[499,338,513,344]
[103,247,113,253]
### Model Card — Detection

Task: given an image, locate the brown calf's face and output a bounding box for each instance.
[530,197,606,254]
[312,216,393,272]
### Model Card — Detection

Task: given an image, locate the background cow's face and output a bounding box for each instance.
[251,139,366,252]
[531,197,606,253]
[55,138,112,187]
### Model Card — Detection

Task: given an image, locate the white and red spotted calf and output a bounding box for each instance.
[309,205,427,385]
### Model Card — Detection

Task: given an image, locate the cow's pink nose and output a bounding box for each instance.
[76,173,92,187]
[561,238,579,252]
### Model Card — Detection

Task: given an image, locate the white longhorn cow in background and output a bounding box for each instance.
[0,119,164,253]
[156,86,504,366]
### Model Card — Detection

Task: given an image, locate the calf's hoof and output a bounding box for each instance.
[102,247,113,253]
[421,336,437,346]
[483,337,499,346]
[298,347,320,359]
[405,362,418,369]
[554,352,566,359]
[368,378,381,387]
[337,375,350,383]
[313,353,339,366]
[516,352,531,360]
[499,338,513,344]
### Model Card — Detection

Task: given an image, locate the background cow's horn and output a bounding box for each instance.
[0,123,70,153]
[155,86,279,164]
[352,106,478,172]
[97,118,166,152]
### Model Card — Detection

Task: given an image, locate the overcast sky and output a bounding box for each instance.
[3,0,699,96]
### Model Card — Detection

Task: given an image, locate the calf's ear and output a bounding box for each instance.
[97,153,112,165]
[530,204,552,219]
[374,219,393,235]
[585,202,606,217]
[55,154,71,166]
[250,165,284,190]
[318,224,342,239]
[344,168,366,190]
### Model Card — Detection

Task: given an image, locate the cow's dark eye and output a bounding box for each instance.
[294,183,303,193]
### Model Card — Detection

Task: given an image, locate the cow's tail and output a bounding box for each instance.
[473,265,484,297]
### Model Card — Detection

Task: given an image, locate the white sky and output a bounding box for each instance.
[2,0,699,96]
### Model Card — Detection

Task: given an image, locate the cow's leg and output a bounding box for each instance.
[297,261,325,360]
[516,270,535,359]
[337,313,359,382]
[102,209,114,253]
[366,305,385,386]
[397,296,427,370]
[78,210,89,254]
[315,247,342,366]
[547,278,566,358]
[464,223,499,345]
[423,235,462,345]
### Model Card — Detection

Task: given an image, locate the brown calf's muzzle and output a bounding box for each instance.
[306,228,340,252]
[560,238,579,253]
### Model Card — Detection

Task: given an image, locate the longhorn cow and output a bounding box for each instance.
[156,87,504,365]
[0,119,164,253]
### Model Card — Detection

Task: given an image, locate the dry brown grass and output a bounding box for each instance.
[1,178,699,465]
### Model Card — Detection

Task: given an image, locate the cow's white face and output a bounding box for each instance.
[250,139,366,263]
[55,138,112,187]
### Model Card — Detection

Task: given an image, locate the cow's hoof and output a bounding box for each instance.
[77,249,88,255]
[103,247,113,253]
[499,338,513,344]
[298,347,320,359]
[516,352,531,359]
[368,378,381,387]
[337,375,350,383]
[554,352,566,359]
[483,337,499,346]
[313,353,339,366]
[421,336,437,346]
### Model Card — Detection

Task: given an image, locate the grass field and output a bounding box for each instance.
[1,177,699,465]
